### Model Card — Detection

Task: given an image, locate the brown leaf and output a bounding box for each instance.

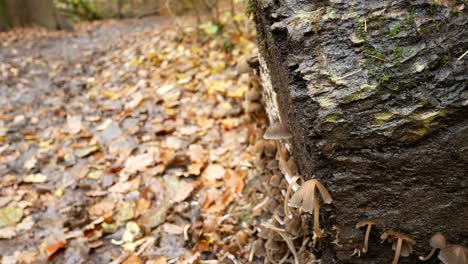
[123,255,144,264]
[202,164,225,182]
[88,200,115,220]
[45,240,66,259]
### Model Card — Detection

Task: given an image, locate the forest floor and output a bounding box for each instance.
[0,16,300,264]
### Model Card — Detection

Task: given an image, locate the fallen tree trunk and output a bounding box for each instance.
[253,0,467,263]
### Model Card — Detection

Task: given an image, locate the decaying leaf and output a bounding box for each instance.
[23,173,47,183]
[75,145,100,158]
[202,164,225,182]
[45,240,66,259]
[139,205,168,229]
[0,206,24,227]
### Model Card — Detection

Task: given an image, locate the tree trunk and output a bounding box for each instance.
[3,0,60,29]
[253,0,467,263]
[0,0,10,31]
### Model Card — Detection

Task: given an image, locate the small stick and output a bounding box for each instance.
[457,50,467,60]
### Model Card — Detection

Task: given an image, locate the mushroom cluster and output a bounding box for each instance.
[264,121,333,240]
[419,233,468,264]
[259,121,468,264]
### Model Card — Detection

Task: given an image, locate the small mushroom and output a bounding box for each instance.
[289,179,332,238]
[263,141,277,157]
[381,230,415,264]
[245,89,262,101]
[263,122,292,140]
[254,140,266,155]
[439,244,468,264]
[246,101,262,114]
[419,232,447,261]
[355,220,377,253]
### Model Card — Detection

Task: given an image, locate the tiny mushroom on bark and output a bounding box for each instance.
[289,179,332,238]
[439,244,468,264]
[355,220,377,253]
[263,122,292,140]
[419,232,447,261]
[381,230,416,264]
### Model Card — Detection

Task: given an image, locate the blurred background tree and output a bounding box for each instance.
[0,0,67,30]
[0,0,250,34]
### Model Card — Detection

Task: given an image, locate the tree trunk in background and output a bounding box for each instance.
[0,0,9,31]
[3,0,60,29]
[254,0,467,263]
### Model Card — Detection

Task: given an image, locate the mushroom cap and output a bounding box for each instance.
[289,179,332,213]
[430,233,447,249]
[381,231,415,246]
[263,122,292,140]
[392,239,415,257]
[356,219,377,229]
[245,89,262,101]
[439,244,468,264]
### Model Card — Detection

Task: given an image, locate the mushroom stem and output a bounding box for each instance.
[313,191,321,238]
[419,248,436,261]
[262,222,300,264]
[393,238,403,264]
[284,176,299,219]
[363,225,372,253]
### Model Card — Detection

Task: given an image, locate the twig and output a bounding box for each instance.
[457,50,467,60]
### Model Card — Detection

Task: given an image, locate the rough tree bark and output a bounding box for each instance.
[253,0,467,263]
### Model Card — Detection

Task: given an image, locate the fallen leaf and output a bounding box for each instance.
[162,223,184,235]
[0,206,24,227]
[123,255,143,264]
[117,201,136,222]
[139,205,168,229]
[165,136,188,150]
[16,216,34,231]
[65,115,83,134]
[112,221,141,244]
[147,256,168,264]
[87,169,103,180]
[125,92,144,109]
[45,240,66,259]
[23,173,47,183]
[0,226,17,239]
[88,200,115,220]
[164,175,195,203]
[109,178,141,193]
[96,118,113,131]
[75,145,100,158]
[135,198,151,217]
[123,151,158,175]
[202,164,225,182]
